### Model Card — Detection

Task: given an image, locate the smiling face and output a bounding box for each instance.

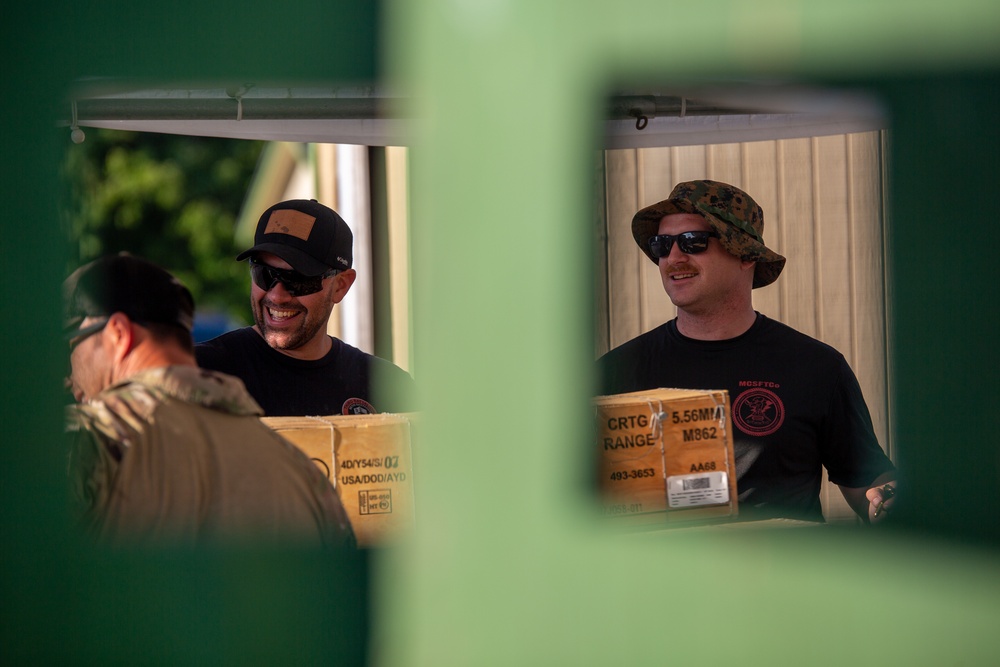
[249,252,355,360]
[656,213,754,316]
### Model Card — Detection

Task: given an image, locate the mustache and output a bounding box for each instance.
[664,262,698,276]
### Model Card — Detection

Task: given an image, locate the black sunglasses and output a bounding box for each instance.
[648,231,720,259]
[249,259,339,297]
[66,318,109,351]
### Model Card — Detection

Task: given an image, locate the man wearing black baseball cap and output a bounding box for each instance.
[196,199,415,416]
[64,253,354,545]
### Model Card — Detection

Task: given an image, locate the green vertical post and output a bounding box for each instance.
[2,2,381,663]
[377,1,1000,665]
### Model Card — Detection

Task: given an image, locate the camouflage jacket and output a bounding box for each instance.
[66,366,353,546]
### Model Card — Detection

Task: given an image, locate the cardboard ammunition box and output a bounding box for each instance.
[595,388,737,524]
[262,414,415,547]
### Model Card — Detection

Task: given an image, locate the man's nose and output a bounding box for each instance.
[266,279,294,299]
[665,238,689,261]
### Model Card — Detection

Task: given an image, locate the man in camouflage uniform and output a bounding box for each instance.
[64,253,354,546]
[597,180,897,523]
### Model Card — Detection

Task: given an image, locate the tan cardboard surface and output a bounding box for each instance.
[595,388,737,524]
[263,414,415,547]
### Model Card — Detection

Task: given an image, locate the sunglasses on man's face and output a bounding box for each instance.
[249,259,339,297]
[65,318,109,352]
[648,231,720,259]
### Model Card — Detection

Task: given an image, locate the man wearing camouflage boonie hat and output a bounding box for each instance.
[597,179,897,524]
[630,179,785,289]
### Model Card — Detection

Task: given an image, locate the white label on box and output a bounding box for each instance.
[667,471,729,508]
[359,489,394,515]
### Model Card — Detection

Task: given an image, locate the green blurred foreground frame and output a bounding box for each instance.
[4,1,1000,664]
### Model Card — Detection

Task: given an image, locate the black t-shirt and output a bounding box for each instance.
[196,327,416,417]
[597,314,894,522]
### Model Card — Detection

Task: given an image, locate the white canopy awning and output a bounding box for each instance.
[64,81,887,147]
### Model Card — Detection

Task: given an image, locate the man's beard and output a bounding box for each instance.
[252,298,331,352]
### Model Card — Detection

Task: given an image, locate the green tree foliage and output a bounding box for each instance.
[61,129,265,330]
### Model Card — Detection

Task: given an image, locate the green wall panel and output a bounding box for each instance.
[4,1,1000,664]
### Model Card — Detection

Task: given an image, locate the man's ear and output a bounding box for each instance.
[331,269,357,304]
[103,312,136,364]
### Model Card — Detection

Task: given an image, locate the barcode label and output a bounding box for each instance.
[682,477,711,491]
[667,471,729,508]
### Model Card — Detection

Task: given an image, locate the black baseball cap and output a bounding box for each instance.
[236,199,354,276]
[63,253,195,333]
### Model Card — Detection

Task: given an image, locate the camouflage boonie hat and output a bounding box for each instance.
[631,179,786,288]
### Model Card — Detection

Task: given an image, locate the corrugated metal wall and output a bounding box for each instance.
[596,131,890,522]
